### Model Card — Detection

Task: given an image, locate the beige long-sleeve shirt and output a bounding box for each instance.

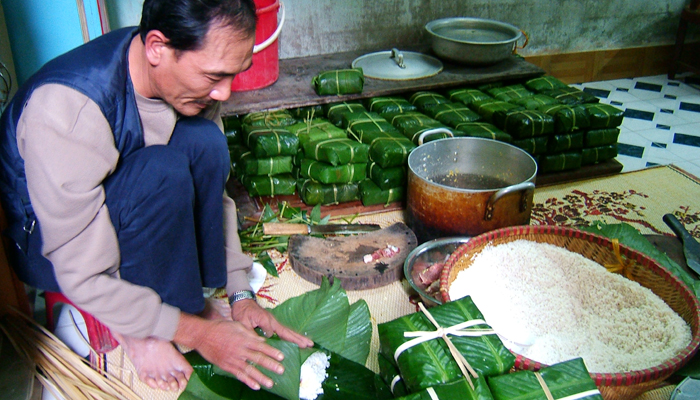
[16,83,253,341]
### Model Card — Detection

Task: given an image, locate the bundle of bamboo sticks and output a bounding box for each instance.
[0,312,139,400]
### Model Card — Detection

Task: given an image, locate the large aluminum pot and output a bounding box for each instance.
[407,130,537,244]
[425,17,523,65]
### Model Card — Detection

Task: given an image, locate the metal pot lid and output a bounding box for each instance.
[671,377,700,400]
[352,48,443,81]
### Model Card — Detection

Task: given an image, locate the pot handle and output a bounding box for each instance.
[484,181,535,220]
[253,1,286,54]
[417,128,454,145]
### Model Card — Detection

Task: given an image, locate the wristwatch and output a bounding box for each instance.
[229,290,256,305]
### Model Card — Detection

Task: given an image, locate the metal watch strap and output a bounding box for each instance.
[229,290,256,305]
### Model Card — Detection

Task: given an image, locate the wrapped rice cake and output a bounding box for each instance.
[509,94,559,110]
[396,378,494,400]
[244,127,300,158]
[242,109,298,128]
[584,128,620,147]
[359,179,404,206]
[583,103,625,129]
[487,358,602,400]
[470,99,522,123]
[453,122,512,143]
[241,173,296,197]
[299,158,367,184]
[493,109,555,139]
[312,67,365,95]
[235,153,294,177]
[223,115,243,145]
[424,102,482,128]
[286,118,347,146]
[297,179,360,205]
[524,75,569,92]
[324,101,367,127]
[538,151,583,172]
[447,88,492,107]
[367,162,406,190]
[409,91,451,112]
[343,111,402,140]
[547,131,584,153]
[513,136,549,156]
[369,137,416,168]
[487,84,534,102]
[383,111,442,132]
[582,144,618,165]
[540,87,599,106]
[401,124,456,144]
[302,138,369,166]
[378,296,515,393]
[538,104,591,133]
[365,96,417,115]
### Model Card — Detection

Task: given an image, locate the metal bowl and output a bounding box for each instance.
[403,237,471,307]
[425,17,522,65]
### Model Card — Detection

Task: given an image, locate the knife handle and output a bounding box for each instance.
[663,213,694,244]
[263,223,310,236]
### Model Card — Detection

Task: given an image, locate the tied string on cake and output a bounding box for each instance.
[604,238,633,280]
[534,371,601,400]
[394,302,495,390]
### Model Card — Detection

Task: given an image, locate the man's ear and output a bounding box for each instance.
[143,30,170,66]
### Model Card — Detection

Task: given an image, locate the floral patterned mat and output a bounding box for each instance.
[102,165,700,400]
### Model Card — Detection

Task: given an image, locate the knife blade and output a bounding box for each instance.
[262,222,381,236]
[663,213,700,276]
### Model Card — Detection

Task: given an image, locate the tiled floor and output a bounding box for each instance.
[572,74,700,178]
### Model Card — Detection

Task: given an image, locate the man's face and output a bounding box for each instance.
[154,24,255,116]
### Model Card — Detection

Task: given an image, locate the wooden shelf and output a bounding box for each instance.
[221,49,546,116]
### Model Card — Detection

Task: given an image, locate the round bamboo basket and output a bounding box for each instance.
[438,225,700,400]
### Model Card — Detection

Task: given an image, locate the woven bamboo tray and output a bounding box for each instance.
[438,225,700,400]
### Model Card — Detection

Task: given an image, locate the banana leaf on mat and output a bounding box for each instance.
[299,159,367,184]
[487,358,602,400]
[359,179,404,206]
[180,279,391,400]
[312,68,365,96]
[581,144,617,165]
[302,138,369,166]
[297,179,360,205]
[241,174,297,197]
[287,119,348,146]
[537,104,591,133]
[378,296,515,393]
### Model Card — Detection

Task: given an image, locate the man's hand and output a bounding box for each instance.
[174,313,291,390]
[231,299,314,349]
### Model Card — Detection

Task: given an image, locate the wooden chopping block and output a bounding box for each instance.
[288,222,418,290]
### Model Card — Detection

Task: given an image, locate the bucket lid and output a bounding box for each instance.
[671,377,700,400]
[352,48,443,81]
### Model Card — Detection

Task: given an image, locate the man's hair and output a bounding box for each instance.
[139,0,257,51]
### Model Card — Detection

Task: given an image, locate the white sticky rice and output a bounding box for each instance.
[299,351,330,400]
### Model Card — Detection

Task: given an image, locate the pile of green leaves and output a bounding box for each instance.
[239,202,330,277]
[579,222,700,378]
[179,278,391,400]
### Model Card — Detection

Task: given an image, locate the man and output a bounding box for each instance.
[0,0,312,392]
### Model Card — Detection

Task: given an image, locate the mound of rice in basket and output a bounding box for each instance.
[448,239,692,373]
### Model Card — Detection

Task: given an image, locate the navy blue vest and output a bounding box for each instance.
[0,27,144,252]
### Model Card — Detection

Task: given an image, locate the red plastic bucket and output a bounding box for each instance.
[231,0,284,92]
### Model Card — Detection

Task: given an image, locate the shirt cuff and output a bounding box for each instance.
[151,302,181,341]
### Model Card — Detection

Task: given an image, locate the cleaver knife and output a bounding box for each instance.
[663,213,700,276]
[262,222,381,236]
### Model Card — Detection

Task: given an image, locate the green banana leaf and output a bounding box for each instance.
[453,122,512,143]
[487,358,602,400]
[287,119,348,147]
[368,137,416,169]
[487,84,534,102]
[492,110,554,139]
[359,179,405,207]
[547,131,584,153]
[540,87,599,106]
[302,138,370,166]
[297,180,360,206]
[242,110,298,128]
[537,104,591,133]
[343,112,402,140]
[424,102,482,128]
[509,94,559,110]
[364,96,417,115]
[538,151,583,173]
[367,162,406,191]
[299,159,367,184]
[383,111,441,132]
[235,154,294,177]
[378,296,515,393]
[241,174,297,197]
[512,136,549,156]
[470,99,522,124]
[323,102,367,127]
[578,222,700,378]
[397,377,494,400]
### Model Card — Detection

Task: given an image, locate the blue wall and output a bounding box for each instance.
[1,0,103,85]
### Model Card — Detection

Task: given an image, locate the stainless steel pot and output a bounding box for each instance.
[425,17,523,65]
[407,130,537,244]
